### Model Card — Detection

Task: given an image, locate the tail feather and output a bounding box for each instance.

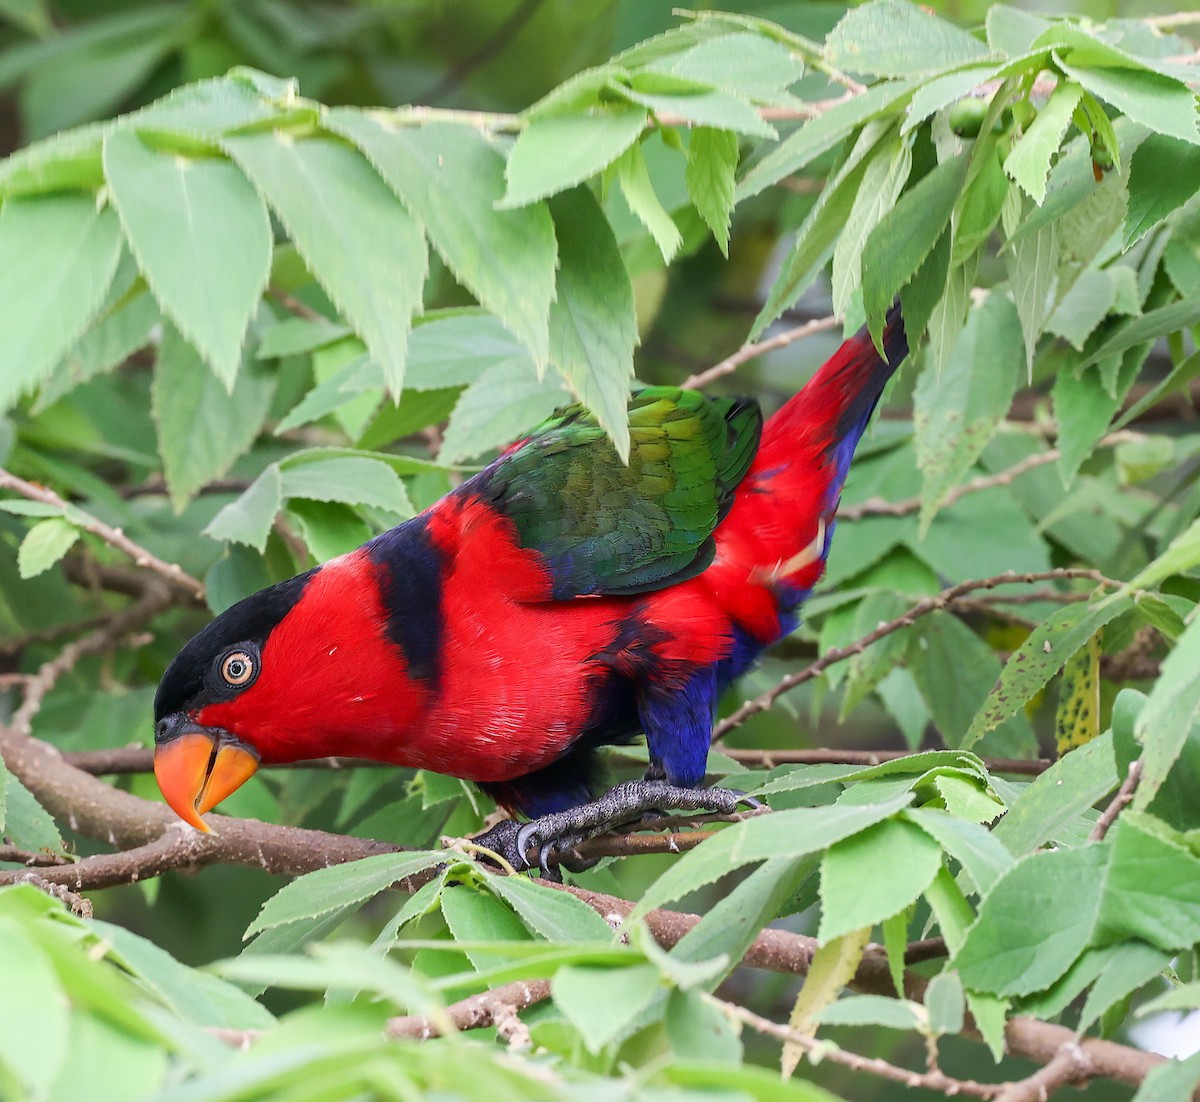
[710,301,910,639]
[762,301,907,466]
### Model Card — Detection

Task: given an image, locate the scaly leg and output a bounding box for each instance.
[473,780,758,879]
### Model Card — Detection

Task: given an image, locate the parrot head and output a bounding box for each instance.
[152,538,437,830]
[152,571,314,831]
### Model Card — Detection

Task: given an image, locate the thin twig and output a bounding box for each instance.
[1089,758,1143,843]
[0,845,73,867]
[0,615,112,656]
[713,997,1002,1098]
[8,872,93,918]
[721,748,1052,776]
[682,315,840,389]
[713,569,1118,741]
[267,286,323,321]
[418,0,545,106]
[386,979,550,1041]
[994,1043,1092,1102]
[1144,11,1200,28]
[840,431,1144,520]
[0,468,204,600]
[8,578,174,740]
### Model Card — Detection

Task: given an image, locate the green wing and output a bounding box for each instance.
[475,386,762,599]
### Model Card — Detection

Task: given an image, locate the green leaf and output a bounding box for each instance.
[94,920,276,1031]
[737,80,916,200]
[1132,1052,1200,1102]
[37,288,158,410]
[1077,941,1171,1033]
[1123,516,1200,594]
[621,82,776,140]
[225,133,427,395]
[485,875,614,942]
[257,316,351,360]
[964,597,1131,749]
[552,963,662,1053]
[905,809,1014,895]
[755,120,893,336]
[670,855,816,990]
[914,294,1023,532]
[816,993,924,1031]
[203,463,282,552]
[503,106,648,207]
[954,816,1200,997]
[0,195,123,413]
[1003,81,1083,204]
[686,127,738,255]
[440,885,532,971]
[908,612,1034,753]
[246,851,446,938]
[665,989,742,1065]
[635,793,914,915]
[641,31,802,101]
[904,66,1002,134]
[103,128,271,387]
[1005,218,1059,376]
[1,771,64,852]
[1139,981,1200,1015]
[327,114,556,365]
[783,927,871,1076]
[831,129,912,318]
[862,152,970,350]
[406,313,540,391]
[925,970,965,1035]
[1058,58,1199,146]
[1133,614,1200,813]
[992,733,1119,855]
[16,517,79,579]
[279,455,412,516]
[547,188,638,461]
[824,0,990,78]
[439,357,571,465]
[151,326,275,511]
[818,817,943,941]
[1046,266,1141,353]
[1124,134,1200,249]
[616,140,682,262]
[0,918,67,1096]
[287,500,372,564]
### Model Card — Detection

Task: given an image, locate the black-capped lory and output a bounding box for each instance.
[153,307,908,872]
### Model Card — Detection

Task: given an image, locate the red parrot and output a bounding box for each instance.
[154,306,907,872]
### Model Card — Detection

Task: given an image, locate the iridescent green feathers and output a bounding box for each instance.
[477,387,762,599]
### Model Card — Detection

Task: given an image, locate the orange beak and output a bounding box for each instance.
[153,726,260,832]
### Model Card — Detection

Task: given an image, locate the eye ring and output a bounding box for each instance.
[220,650,256,687]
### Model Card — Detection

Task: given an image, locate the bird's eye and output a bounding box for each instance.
[220,650,256,687]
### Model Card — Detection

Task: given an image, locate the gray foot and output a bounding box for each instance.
[505,780,757,880]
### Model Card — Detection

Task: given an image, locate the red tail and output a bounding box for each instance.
[705,303,908,642]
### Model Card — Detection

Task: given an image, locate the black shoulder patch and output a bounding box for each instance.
[154,569,315,721]
[366,516,445,688]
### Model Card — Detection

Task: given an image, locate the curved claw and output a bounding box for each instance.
[515,820,542,871]
[727,789,764,811]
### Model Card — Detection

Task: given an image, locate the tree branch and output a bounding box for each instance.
[385,979,550,1041]
[839,432,1143,521]
[721,748,1052,776]
[994,1044,1091,1102]
[682,314,840,390]
[712,569,1118,741]
[1089,758,1143,842]
[715,997,1003,1098]
[0,468,204,600]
